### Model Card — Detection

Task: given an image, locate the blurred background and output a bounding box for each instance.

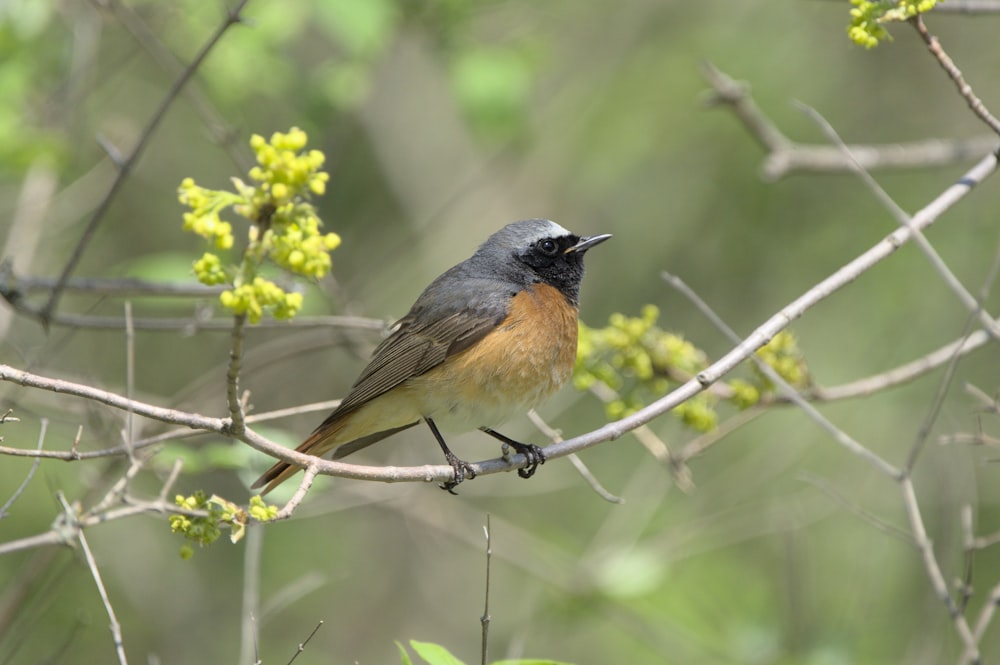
[2,1,1000,663]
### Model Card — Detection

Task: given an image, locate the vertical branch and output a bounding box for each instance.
[481,515,492,665]
[58,492,129,665]
[227,314,247,434]
[900,478,979,659]
[239,525,264,665]
[123,301,136,460]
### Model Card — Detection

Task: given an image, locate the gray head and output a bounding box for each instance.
[470,219,611,305]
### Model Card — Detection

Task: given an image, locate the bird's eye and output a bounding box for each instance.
[538,238,559,256]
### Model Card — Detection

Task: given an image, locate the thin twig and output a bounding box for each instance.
[663,271,901,479]
[0,399,343,461]
[103,0,244,167]
[527,410,624,503]
[700,62,995,181]
[0,419,47,519]
[963,584,1000,665]
[40,1,251,324]
[239,525,264,665]
[0,282,385,331]
[907,242,1000,469]
[960,504,976,614]
[58,493,129,665]
[227,314,247,435]
[286,621,324,665]
[933,0,1000,11]
[676,408,764,463]
[124,301,136,461]
[795,101,1000,340]
[585,382,693,491]
[811,328,993,401]
[271,466,320,521]
[911,15,1000,137]
[2,271,225,297]
[481,515,492,665]
[798,473,914,544]
[900,477,979,660]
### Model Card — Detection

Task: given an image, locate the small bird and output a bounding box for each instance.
[252,219,611,494]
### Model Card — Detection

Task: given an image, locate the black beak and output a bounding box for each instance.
[565,233,612,254]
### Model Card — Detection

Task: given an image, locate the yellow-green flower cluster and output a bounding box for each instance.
[574,306,812,427]
[179,178,237,250]
[248,127,329,198]
[848,0,938,48]
[575,305,715,428]
[192,252,227,285]
[268,210,342,278]
[169,491,222,559]
[754,330,810,391]
[178,127,340,323]
[219,277,304,324]
[169,492,280,558]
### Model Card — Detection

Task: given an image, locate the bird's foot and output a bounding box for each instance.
[503,441,546,479]
[440,450,478,494]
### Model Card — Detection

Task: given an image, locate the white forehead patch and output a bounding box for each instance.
[479,219,575,256]
[518,219,572,243]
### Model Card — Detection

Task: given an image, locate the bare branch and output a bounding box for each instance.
[911,15,1000,137]
[271,466,319,521]
[528,410,624,503]
[795,102,1000,340]
[701,62,995,181]
[58,493,129,665]
[481,515,492,665]
[900,477,979,659]
[933,0,1000,11]
[813,328,993,401]
[238,525,264,665]
[663,272,901,478]
[286,621,324,665]
[0,419,47,519]
[226,315,247,435]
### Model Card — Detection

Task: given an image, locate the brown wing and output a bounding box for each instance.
[329,308,503,419]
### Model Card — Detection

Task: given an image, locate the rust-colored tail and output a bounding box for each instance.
[251,415,419,495]
[251,416,348,495]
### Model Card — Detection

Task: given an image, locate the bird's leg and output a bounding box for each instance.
[480,427,546,479]
[425,418,477,494]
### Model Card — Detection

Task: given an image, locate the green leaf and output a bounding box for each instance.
[396,640,414,665]
[410,640,466,665]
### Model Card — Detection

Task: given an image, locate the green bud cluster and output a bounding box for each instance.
[169,492,279,559]
[752,330,811,393]
[575,305,715,429]
[848,0,938,48]
[178,128,340,323]
[574,307,812,429]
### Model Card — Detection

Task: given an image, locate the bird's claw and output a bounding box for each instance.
[440,457,477,494]
[504,441,546,479]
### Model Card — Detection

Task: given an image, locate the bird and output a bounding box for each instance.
[252,219,611,494]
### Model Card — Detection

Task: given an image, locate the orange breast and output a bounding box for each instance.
[406,283,579,429]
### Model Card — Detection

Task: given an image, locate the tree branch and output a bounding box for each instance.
[701,62,995,181]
